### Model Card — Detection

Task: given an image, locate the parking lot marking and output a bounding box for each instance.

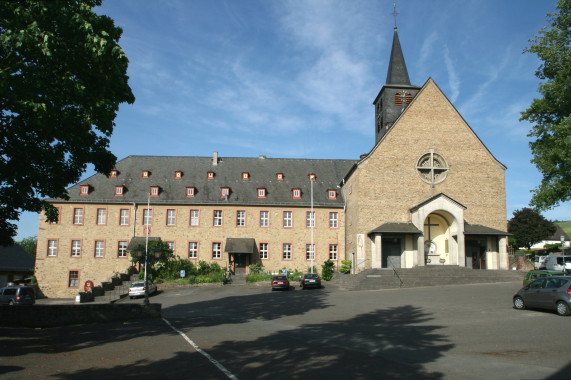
[162,317,238,380]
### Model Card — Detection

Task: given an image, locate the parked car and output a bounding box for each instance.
[534,255,548,270]
[0,285,35,305]
[271,275,290,291]
[300,273,322,289]
[544,255,571,273]
[128,280,157,299]
[523,270,566,286]
[513,276,571,316]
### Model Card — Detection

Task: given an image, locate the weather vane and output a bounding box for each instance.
[392,2,399,30]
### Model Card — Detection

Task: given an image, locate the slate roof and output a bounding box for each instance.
[385,29,411,85]
[55,155,356,208]
[464,223,508,236]
[0,244,35,273]
[368,222,423,236]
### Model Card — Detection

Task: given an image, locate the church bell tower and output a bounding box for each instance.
[373,19,420,144]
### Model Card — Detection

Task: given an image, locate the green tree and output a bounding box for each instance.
[0,0,135,246]
[129,240,174,268]
[508,208,557,249]
[17,236,37,259]
[520,0,571,211]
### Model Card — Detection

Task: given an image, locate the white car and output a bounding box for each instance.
[128,280,157,299]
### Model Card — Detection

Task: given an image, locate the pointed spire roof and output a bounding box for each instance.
[385,28,411,85]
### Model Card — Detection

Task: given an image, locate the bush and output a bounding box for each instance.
[249,263,262,274]
[192,272,225,283]
[321,260,335,281]
[246,273,273,283]
[340,259,352,273]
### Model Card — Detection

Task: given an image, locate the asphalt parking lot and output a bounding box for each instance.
[1,281,570,379]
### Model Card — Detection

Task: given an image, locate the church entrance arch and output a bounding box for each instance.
[382,237,402,269]
[423,213,450,265]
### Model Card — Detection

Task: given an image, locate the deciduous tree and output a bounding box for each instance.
[508,208,557,249]
[0,0,135,245]
[520,0,571,211]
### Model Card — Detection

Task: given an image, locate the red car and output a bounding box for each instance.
[271,275,290,291]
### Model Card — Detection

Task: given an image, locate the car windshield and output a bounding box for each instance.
[304,274,319,279]
[274,276,287,281]
[131,283,144,288]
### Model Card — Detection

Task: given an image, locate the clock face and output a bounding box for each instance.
[424,240,437,255]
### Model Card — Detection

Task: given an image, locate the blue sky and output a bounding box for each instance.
[15,0,569,239]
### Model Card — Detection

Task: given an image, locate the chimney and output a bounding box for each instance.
[213,151,218,166]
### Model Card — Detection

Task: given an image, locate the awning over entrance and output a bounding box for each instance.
[464,223,509,236]
[368,222,423,236]
[127,236,161,250]
[224,238,256,254]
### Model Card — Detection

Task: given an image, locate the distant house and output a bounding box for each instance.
[529,224,570,250]
[0,244,35,287]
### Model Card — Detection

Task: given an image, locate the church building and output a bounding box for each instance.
[34,26,509,298]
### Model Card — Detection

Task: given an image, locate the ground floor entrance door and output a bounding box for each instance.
[382,238,402,269]
[234,253,248,275]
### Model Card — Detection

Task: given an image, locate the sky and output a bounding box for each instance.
[14,0,570,240]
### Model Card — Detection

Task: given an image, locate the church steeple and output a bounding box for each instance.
[372,8,420,145]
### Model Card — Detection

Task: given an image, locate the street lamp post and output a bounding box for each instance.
[562,235,566,274]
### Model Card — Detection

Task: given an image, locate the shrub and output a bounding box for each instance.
[249,263,262,274]
[246,273,273,283]
[321,260,335,281]
[340,259,351,273]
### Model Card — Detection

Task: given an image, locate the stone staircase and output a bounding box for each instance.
[337,266,525,291]
[90,269,140,303]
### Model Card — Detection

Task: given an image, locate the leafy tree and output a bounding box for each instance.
[17,236,37,259]
[520,0,571,210]
[0,0,135,245]
[321,259,334,281]
[508,208,557,249]
[129,240,174,268]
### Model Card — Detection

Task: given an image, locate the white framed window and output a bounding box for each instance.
[73,208,83,225]
[80,185,89,196]
[115,186,123,196]
[47,240,57,256]
[283,211,292,228]
[292,189,301,199]
[329,244,338,260]
[96,208,106,225]
[71,240,81,257]
[190,210,199,226]
[166,209,176,226]
[120,209,129,226]
[257,188,266,198]
[236,210,246,227]
[213,210,222,226]
[212,242,221,259]
[68,271,79,288]
[95,241,104,257]
[188,242,198,258]
[110,170,118,177]
[259,243,268,260]
[118,241,128,258]
[306,244,315,261]
[143,209,152,226]
[150,186,159,197]
[329,212,338,228]
[260,211,269,227]
[166,241,175,254]
[282,243,292,260]
[186,187,195,197]
[328,190,337,200]
[306,211,315,228]
[221,187,230,198]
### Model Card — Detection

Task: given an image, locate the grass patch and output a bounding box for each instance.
[555,221,571,238]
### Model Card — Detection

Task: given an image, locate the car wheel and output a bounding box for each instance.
[556,301,570,316]
[513,296,526,310]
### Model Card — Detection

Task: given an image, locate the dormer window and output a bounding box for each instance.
[115,186,124,196]
[221,187,230,198]
[150,186,159,197]
[175,171,182,179]
[142,170,150,178]
[242,172,249,180]
[309,173,316,182]
[328,190,337,200]
[186,187,196,197]
[292,188,301,199]
[110,170,118,178]
[80,185,90,196]
[208,172,215,179]
[277,173,284,181]
[257,188,266,198]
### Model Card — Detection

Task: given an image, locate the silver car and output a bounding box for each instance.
[128,280,157,299]
[513,276,571,316]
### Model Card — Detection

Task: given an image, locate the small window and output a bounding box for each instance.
[282,243,292,260]
[95,241,105,258]
[119,209,129,226]
[208,172,215,179]
[259,243,268,260]
[73,208,83,225]
[277,173,284,180]
[80,185,89,196]
[260,211,269,227]
[292,189,301,199]
[329,212,338,228]
[166,209,176,226]
[68,271,79,288]
[236,210,246,227]
[306,244,315,260]
[213,210,223,226]
[283,211,292,228]
[142,170,150,178]
[118,241,128,258]
[242,172,249,180]
[96,208,106,225]
[115,186,124,196]
[71,240,81,257]
[175,171,182,179]
[309,173,316,182]
[221,187,229,198]
[150,186,159,197]
[110,170,118,178]
[328,190,337,200]
[212,242,221,259]
[188,242,198,258]
[186,187,195,197]
[190,209,199,226]
[329,244,338,260]
[47,240,58,256]
[258,188,266,198]
[306,211,315,228]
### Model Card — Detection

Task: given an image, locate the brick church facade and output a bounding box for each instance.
[35,27,509,298]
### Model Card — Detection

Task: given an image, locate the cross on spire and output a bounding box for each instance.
[392,2,399,30]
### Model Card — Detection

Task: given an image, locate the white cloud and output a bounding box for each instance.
[443,45,460,103]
